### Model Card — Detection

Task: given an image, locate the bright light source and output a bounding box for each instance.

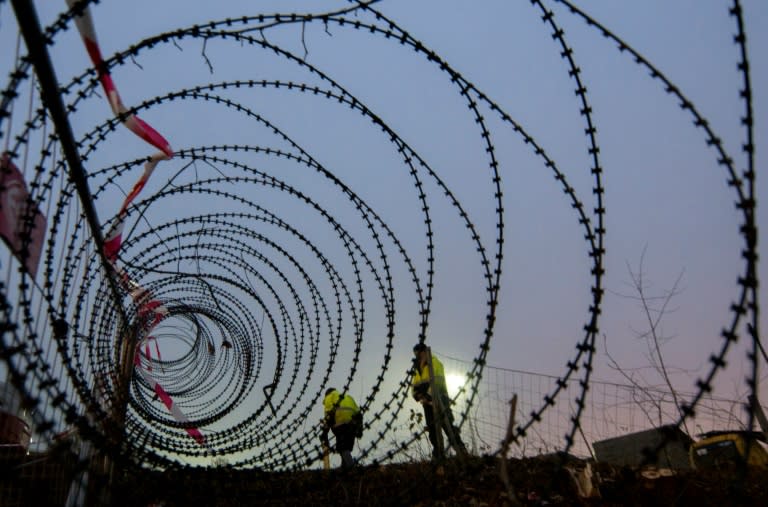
[445,373,466,397]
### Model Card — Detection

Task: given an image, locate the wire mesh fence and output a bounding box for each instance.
[438,354,751,460]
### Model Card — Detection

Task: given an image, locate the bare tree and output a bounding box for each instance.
[604,246,692,436]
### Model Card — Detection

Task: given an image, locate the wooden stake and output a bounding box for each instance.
[323,444,331,471]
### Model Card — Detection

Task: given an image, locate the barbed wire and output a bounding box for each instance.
[0,0,761,495]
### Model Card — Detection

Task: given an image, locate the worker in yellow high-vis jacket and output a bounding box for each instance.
[411,343,468,460]
[321,388,362,469]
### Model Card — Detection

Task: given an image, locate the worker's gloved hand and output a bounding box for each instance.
[413,382,429,401]
[413,383,430,402]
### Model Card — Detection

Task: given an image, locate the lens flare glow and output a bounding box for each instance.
[445,373,467,397]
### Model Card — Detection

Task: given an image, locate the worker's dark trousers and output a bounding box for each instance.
[423,393,466,458]
[332,423,357,468]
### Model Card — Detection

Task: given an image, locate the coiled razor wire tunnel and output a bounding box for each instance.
[0,0,764,475]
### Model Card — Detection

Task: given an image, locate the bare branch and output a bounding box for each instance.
[607,247,691,435]
[628,251,689,434]
[201,37,214,74]
[130,54,143,70]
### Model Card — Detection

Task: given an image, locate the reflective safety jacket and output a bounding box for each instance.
[323,390,360,427]
[411,355,448,398]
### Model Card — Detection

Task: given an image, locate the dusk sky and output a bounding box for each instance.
[3,0,765,463]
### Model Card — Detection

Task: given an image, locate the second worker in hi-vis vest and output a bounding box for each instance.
[411,343,468,460]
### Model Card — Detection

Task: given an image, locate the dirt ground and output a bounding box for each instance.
[107,454,767,506]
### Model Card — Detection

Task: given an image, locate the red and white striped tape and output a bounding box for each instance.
[67,1,206,447]
[65,0,172,157]
[135,338,206,446]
